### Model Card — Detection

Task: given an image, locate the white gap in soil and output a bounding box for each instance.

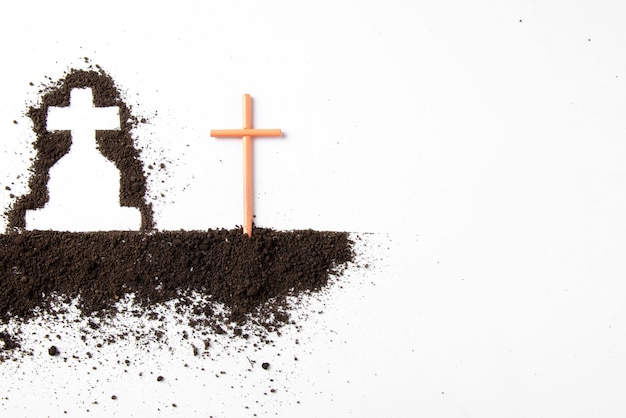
[25,87,141,231]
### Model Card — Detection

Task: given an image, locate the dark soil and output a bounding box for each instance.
[0,65,356,358]
[0,331,19,351]
[0,228,353,325]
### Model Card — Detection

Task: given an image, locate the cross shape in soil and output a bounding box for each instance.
[25,87,141,231]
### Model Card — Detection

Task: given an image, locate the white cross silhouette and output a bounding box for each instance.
[25,88,141,231]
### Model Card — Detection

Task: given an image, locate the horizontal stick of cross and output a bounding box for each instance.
[211,94,282,237]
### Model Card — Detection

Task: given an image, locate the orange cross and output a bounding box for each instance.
[211,94,282,237]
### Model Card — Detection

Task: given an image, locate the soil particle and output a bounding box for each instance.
[0,332,19,351]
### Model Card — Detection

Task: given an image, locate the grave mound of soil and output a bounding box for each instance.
[0,64,356,358]
[0,227,353,325]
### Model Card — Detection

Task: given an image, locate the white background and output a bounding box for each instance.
[1,0,626,416]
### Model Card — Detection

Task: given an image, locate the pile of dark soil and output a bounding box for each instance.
[0,65,356,358]
[0,228,353,325]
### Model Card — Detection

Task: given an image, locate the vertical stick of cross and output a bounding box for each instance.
[211,94,282,237]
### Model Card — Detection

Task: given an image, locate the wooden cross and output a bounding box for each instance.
[211,94,282,237]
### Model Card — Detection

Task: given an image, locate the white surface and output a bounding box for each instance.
[1,1,626,417]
